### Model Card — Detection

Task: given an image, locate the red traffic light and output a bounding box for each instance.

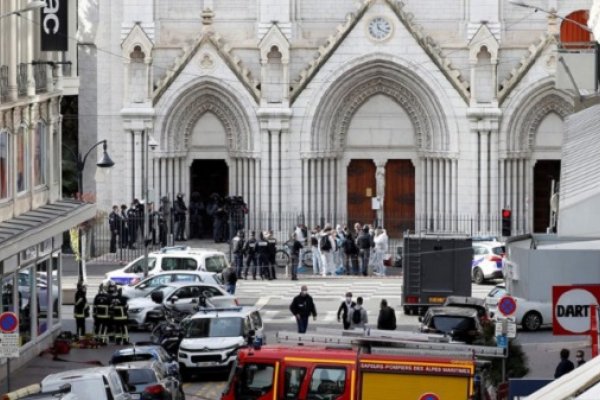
[502,209,512,218]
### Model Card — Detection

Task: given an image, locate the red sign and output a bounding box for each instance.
[0,312,19,333]
[498,296,517,317]
[552,285,600,335]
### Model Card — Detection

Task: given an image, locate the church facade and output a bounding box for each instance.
[80,0,592,237]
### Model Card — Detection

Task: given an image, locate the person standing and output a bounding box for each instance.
[377,299,396,330]
[108,205,121,253]
[111,287,129,345]
[222,265,238,295]
[373,228,389,276]
[294,224,307,271]
[266,230,278,280]
[188,192,205,239]
[232,230,245,278]
[289,285,317,334]
[311,226,322,275]
[243,231,258,279]
[356,226,373,276]
[74,282,89,339]
[554,348,575,378]
[319,226,335,277]
[127,199,142,248]
[576,350,586,367]
[288,233,303,281]
[337,292,356,330]
[349,296,368,330]
[342,231,359,275]
[120,204,129,249]
[173,193,188,241]
[257,232,271,280]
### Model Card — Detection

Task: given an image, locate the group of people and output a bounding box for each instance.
[290,222,389,278]
[289,286,396,334]
[73,280,129,345]
[108,198,168,252]
[554,348,586,378]
[231,230,279,281]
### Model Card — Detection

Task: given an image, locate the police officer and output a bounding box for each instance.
[127,201,140,248]
[74,282,89,339]
[256,232,271,280]
[108,205,121,253]
[232,230,245,278]
[243,231,258,279]
[173,193,188,241]
[266,230,278,280]
[111,288,129,345]
[93,282,111,344]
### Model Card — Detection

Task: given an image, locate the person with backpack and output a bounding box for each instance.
[342,231,359,275]
[377,299,397,330]
[349,296,368,329]
[337,292,356,330]
[319,226,335,276]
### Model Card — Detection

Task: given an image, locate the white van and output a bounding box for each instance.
[41,367,131,400]
[105,247,230,285]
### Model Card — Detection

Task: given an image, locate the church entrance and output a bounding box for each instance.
[384,159,415,237]
[189,159,228,239]
[347,159,377,227]
[533,159,560,233]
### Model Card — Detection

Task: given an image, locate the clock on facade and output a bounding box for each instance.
[368,16,393,41]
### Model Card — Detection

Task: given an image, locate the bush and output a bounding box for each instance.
[482,321,529,386]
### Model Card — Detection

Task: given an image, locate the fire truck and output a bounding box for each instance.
[221,329,505,400]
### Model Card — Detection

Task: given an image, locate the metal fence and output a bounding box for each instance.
[86,210,504,263]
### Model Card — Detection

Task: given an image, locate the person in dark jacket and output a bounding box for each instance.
[337,292,356,330]
[342,231,359,275]
[554,348,575,378]
[288,233,303,281]
[120,204,129,249]
[222,265,238,295]
[266,230,278,280]
[74,282,89,338]
[108,205,121,253]
[289,285,317,333]
[243,231,258,279]
[173,193,188,241]
[256,232,271,280]
[377,299,397,330]
[356,226,373,276]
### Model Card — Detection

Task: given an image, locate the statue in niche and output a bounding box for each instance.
[129,46,146,103]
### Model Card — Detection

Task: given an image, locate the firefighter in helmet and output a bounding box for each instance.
[93,280,112,344]
[110,287,129,345]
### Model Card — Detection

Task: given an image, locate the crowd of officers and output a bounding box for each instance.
[73,280,129,345]
[231,230,279,280]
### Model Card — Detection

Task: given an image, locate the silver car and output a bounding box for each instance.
[121,271,223,300]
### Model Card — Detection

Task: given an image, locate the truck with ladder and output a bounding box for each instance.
[402,235,473,315]
[221,329,505,400]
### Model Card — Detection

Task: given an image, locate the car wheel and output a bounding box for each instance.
[522,311,542,331]
[473,268,485,285]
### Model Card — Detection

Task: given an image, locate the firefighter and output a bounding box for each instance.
[74,282,89,339]
[111,287,129,345]
[106,281,119,342]
[266,230,278,280]
[93,282,111,344]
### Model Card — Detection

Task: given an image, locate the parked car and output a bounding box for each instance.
[16,271,59,314]
[485,284,552,331]
[443,296,490,324]
[419,306,483,344]
[41,367,131,400]
[115,360,184,400]
[106,247,230,285]
[127,282,237,330]
[121,271,223,300]
[109,345,180,380]
[178,306,263,379]
[471,241,505,284]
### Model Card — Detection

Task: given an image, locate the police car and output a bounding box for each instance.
[177,306,263,379]
[471,241,506,284]
[105,246,230,285]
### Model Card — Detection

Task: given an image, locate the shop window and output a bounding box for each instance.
[51,254,60,323]
[307,367,346,399]
[19,266,35,345]
[16,126,28,193]
[0,130,9,199]
[37,259,52,335]
[1,274,16,313]
[34,122,46,186]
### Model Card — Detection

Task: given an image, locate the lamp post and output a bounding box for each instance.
[509,1,594,33]
[75,140,115,283]
[0,1,45,19]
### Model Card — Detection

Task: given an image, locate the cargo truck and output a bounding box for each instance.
[402,235,473,315]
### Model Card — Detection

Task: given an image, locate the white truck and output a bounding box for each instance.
[490,234,600,331]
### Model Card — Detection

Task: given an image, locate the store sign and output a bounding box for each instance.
[553,285,600,335]
[41,0,69,51]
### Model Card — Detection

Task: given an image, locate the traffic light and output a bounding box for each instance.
[502,209,512,237]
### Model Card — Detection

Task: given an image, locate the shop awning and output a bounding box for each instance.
[0,199,96,261]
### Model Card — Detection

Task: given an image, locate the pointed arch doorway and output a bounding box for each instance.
[190,159,229,238]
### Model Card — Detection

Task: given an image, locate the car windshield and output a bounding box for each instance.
[182,317,244,338]
[492,246,505,256]
[205,256,228,273]
[432,316,475,333]
[117,368,157,393]
[111,354,155,364]
[146,285,178,299]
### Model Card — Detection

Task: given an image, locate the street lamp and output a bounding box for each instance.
[509,0,594,33]
[75,140,115,283]
[0,1,46,19]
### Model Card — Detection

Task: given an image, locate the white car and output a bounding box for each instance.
[471,241,506,284]
[485,284,552,332]
[121,271,223,300]
[41,366,131,400]
[106,246,230,285]
[127,282,237,330]
[178,306,264,378]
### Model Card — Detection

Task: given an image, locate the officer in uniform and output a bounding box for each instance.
[110,288,129,345]
[243,231,258,279]
[232,230,245,278]
[74,282,89,339]
[108,205,121,253]
[266,230,278,280]
[256,232,271,280]
[93,282,111,344]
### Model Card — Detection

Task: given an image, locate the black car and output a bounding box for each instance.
[419,306,483,344]
[442,296,490,324]
[115,360,184,400]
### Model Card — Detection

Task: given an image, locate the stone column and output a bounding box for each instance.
[375,159,387,228]
[133,131,143,200]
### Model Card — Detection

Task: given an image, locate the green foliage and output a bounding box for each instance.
[482,321,530,386]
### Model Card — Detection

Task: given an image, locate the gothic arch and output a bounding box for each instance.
[506,83,574,154]
[161,79,254,154]
[311,60,450,153]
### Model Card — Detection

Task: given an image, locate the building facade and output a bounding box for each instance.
[0,1,94,377]
[82,0,592,237]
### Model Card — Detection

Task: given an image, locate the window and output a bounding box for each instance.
[250,311,263,330]
[182,317,244,338]
[173,273,200,282]
[126,257,156,274]
[140,275,171,289]
[16,126,28,193]
[162,257,197,271]
[34,122,46,186]
[204,255,227,272]
[19,266,35,345]
[117,368,157,393]
[235,363,275,397]
[307,367,346,400]
[0,131,9,199]
[1,274,15,313]
[284,367,307,400]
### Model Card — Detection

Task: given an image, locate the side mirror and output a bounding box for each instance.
[151,290,164,304]
[170,296,179,304]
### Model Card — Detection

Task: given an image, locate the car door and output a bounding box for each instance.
[167,287,198,313]
[136,275,174,297]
